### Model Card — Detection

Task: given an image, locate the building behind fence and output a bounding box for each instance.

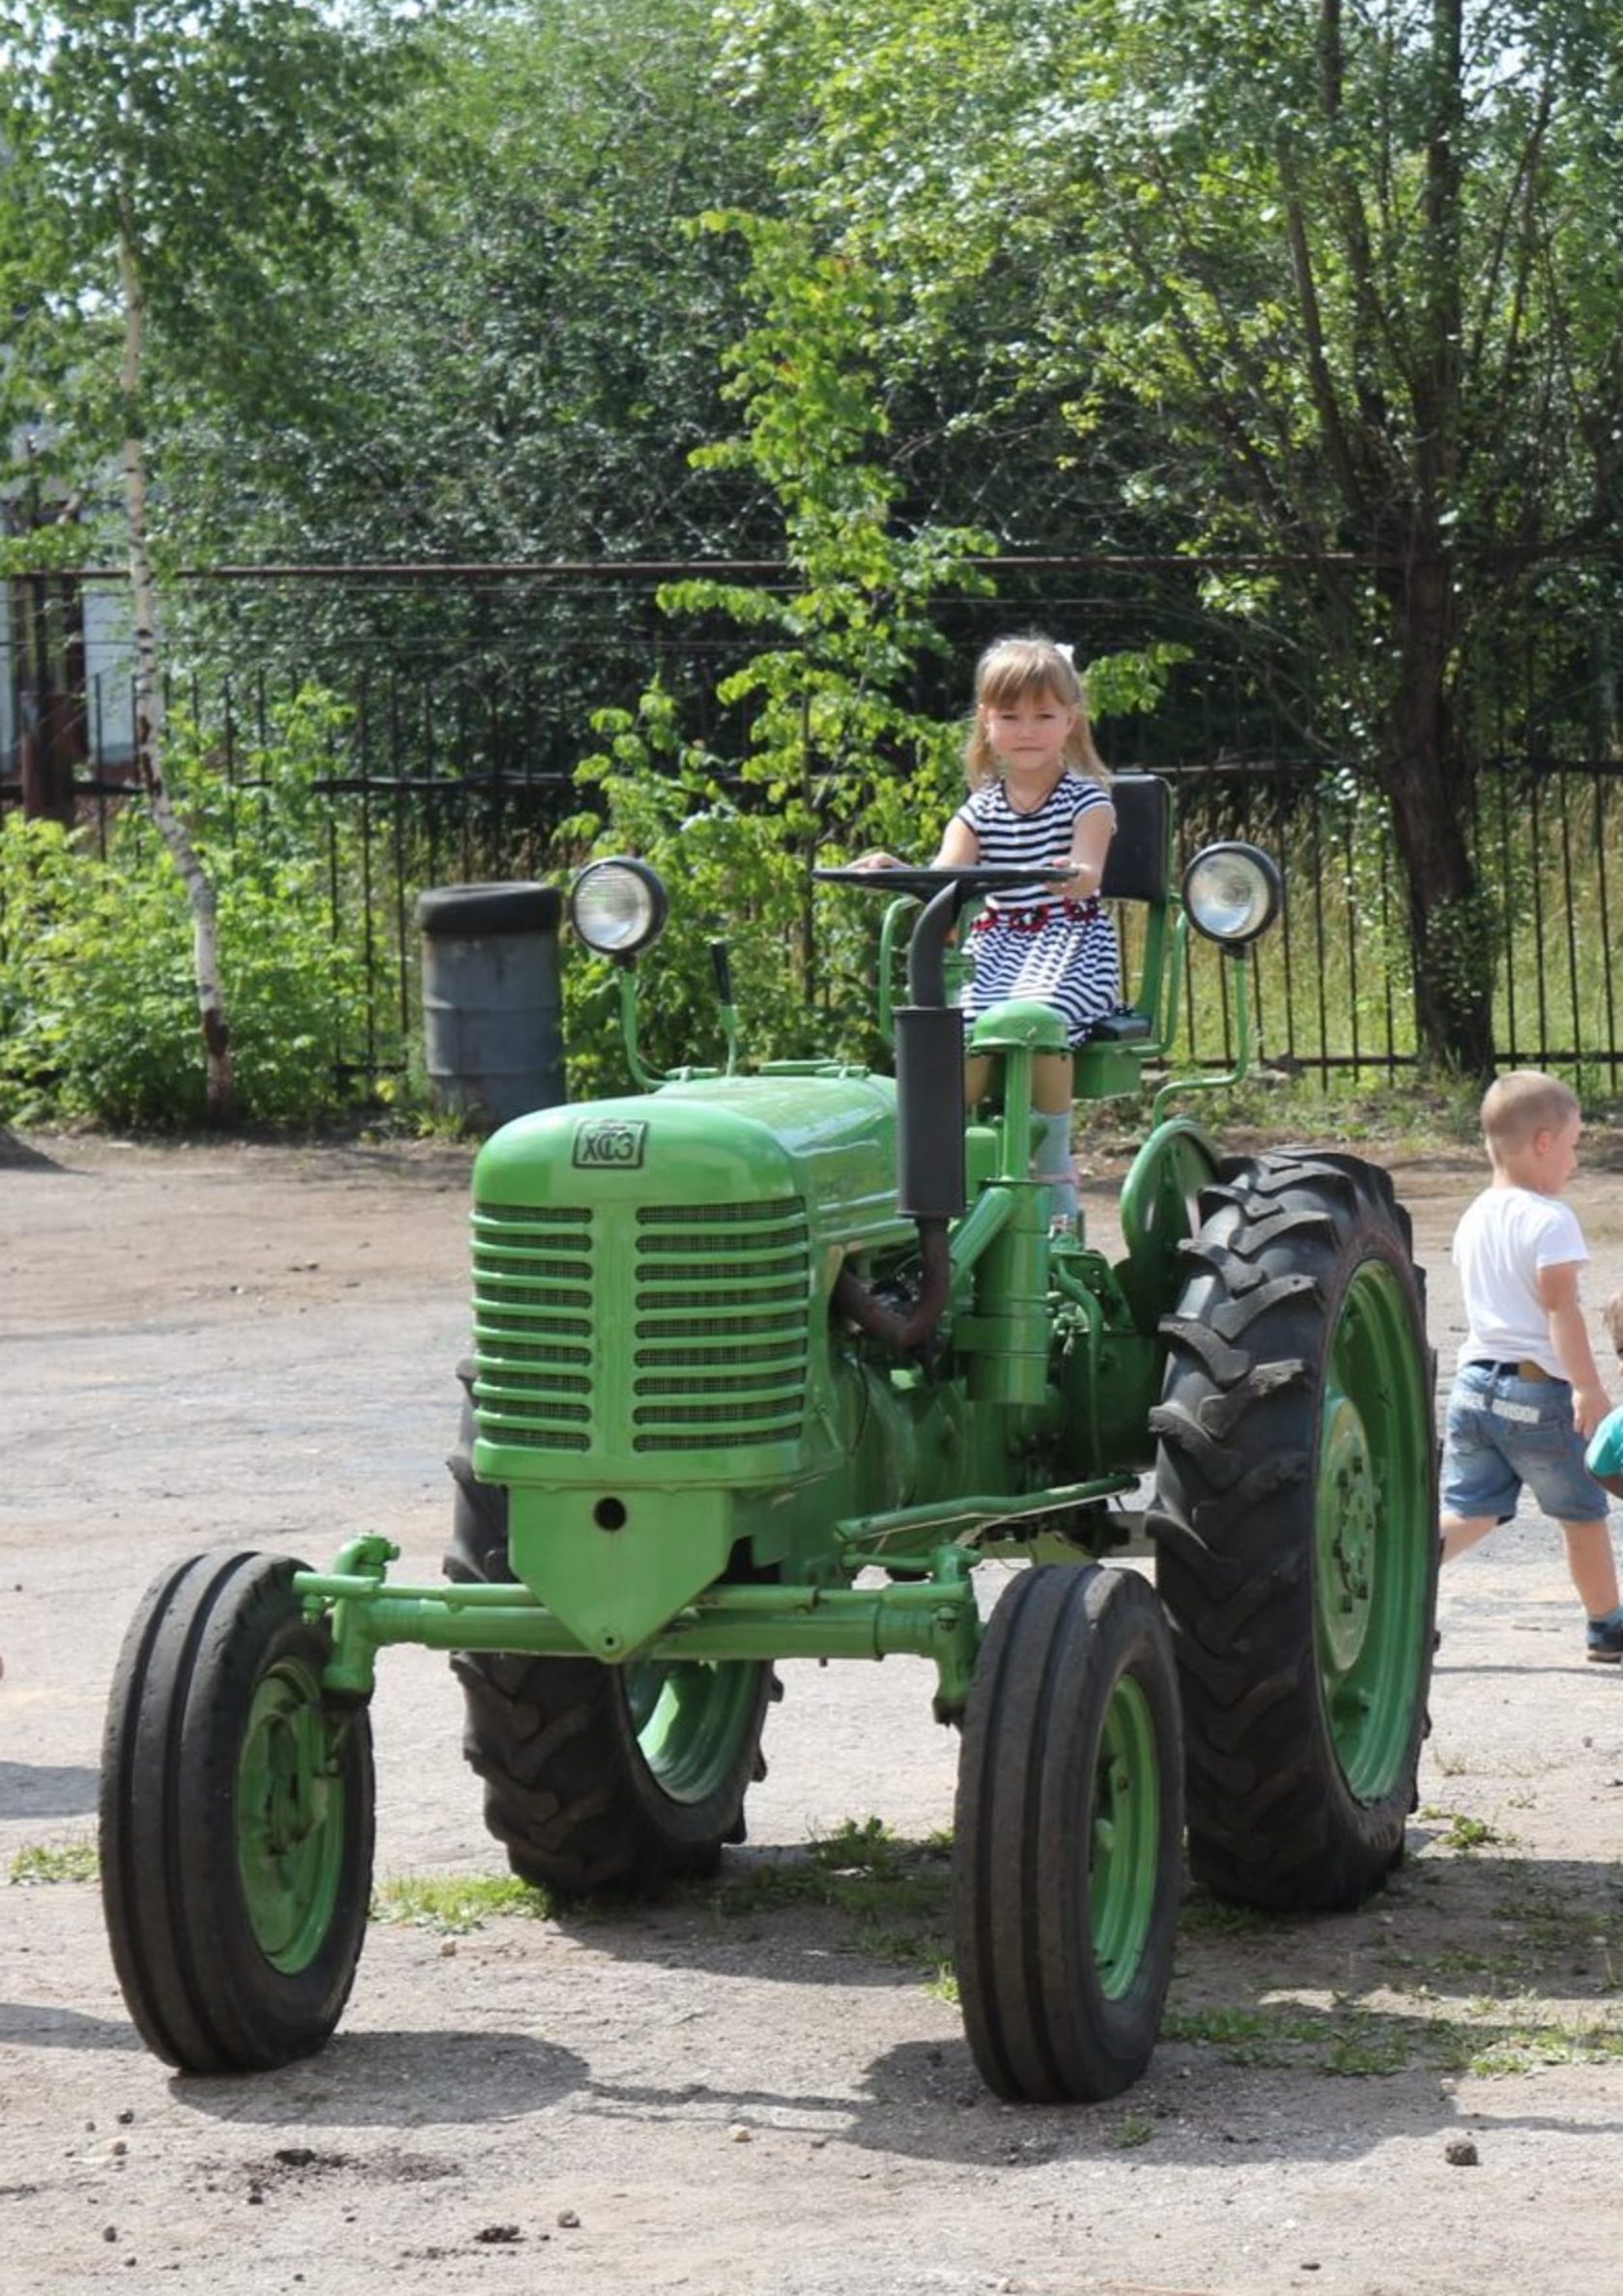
[4,561,1622,1098]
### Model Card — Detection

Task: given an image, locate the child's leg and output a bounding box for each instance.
[1560,1519,1621,1619]
[1439,1511,1498,1564]
[1031,1052,1076,1224]
[1032,1110,1077,1224]
[1032,1051,1073,1115]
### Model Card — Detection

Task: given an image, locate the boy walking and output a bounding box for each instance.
[1439,1070,1623,1660]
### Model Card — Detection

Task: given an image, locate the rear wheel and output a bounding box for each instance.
[1152,1150,1437,1909]
[446,1397,776,1893]
[100,1548,374,2073]
[953,1564,1183,2102]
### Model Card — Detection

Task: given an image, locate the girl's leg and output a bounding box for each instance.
[1032,1051,1073,1114]
[1031,1052,1076,1225]
[1559,1518,1621,1618]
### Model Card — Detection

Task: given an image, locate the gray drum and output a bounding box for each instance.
[416,881,564,1129]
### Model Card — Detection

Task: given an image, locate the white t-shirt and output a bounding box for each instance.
[1452,1184,1588,1375]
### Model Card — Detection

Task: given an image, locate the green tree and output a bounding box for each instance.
[718,0,1623,1073]
[0,0,425,1118]
[155,0,782,726]
[559,215,995,1079]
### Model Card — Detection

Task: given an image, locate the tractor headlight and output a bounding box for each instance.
[1182,843,1283,948]
[568,858,669,960]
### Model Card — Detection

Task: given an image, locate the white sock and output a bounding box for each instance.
[1031,1110,1077,1223]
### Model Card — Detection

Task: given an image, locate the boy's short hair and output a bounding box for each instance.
[1480,1069,1580,1157]
[1604,1291,1623,1360]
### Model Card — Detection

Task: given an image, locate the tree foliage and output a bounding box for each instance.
[714,0,1623,1070]
[1,0,429,1116]
[151,0,782,709]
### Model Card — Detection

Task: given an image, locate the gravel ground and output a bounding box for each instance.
[5,1126,1623,2296]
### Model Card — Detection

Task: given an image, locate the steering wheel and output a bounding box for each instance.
[813,865,1073,902]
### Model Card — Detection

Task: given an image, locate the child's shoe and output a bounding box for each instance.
[1585,1607,1623,1663]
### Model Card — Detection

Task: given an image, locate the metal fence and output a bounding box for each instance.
[4,565,1623,1096]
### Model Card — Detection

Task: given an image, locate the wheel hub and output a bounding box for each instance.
[1318,1389,1378,1671]
[239,1664,344,1970]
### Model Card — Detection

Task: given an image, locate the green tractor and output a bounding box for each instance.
[99,773,1438,2102]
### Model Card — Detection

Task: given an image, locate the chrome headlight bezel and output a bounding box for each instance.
[1181,842,1284,949]
[567,858,670,961]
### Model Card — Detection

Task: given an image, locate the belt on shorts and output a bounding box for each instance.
[1469,1358,1552,1382]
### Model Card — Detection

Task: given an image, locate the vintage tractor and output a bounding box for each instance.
[99,773,1438,2102]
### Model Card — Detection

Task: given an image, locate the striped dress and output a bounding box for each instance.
[955,772,1121,1045]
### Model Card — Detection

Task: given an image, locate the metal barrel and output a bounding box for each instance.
[416,882,564,1129]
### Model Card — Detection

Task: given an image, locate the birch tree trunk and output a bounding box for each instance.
[118,215,236,1123]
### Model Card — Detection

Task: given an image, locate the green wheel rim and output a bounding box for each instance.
[237,1660,347,1973]
[1089,1673,1160,1999]
[625,1659,760,1805]
[1314,1259,1431,1799]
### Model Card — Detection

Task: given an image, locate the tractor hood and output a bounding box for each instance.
[465,1072,911,1657]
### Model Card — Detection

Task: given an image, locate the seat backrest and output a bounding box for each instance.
[1099,773,1171,904]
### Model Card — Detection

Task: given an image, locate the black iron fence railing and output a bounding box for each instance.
[4,565,1623,1096]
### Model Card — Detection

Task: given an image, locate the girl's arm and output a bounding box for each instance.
[850,813,979,872]
[1063,800,1116,896]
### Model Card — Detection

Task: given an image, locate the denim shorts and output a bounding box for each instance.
[1441,1363,1611,1525]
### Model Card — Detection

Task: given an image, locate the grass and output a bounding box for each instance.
[1418,1810,1509,1853]
[8,1840,99,1886]
[370,1873,555,1934]
[685,1816,955,1979]
[366,1818,955,1972]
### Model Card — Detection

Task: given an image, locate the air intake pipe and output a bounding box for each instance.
[834,880,967,1356]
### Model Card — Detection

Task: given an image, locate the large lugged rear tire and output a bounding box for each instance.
[445,1398,776,1894]
[100,1548,375,2073]
[1151,1150,1438,1911]
[953,1564,1184,2103]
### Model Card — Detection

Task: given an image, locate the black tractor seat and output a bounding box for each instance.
[1086,1007,1154,1044]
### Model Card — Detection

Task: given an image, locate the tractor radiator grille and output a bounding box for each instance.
[470,1204,595,1450]
[632,1199,811,1452]
[470,1196,812,1456]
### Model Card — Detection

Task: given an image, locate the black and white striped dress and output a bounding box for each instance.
[955,772,1120,1045]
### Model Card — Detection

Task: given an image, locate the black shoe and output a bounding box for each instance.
[1585,1612,1623,1663]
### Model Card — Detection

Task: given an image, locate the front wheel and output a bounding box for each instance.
[100,1548,375,2073]
[953,1564,1184,2103]
[1152,1150,1438,1910]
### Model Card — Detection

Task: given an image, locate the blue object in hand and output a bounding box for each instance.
[1585,1405,1623,1480]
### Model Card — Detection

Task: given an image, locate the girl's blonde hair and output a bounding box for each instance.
[964,635,1110,790]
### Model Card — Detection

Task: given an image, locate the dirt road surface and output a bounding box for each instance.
[6,1128,1623,2296]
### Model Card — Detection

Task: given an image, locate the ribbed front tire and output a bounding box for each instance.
[953,1564,1183,2102]
[100,1548,374,2073]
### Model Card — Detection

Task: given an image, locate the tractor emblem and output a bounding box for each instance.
[572,1117,647,1169]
